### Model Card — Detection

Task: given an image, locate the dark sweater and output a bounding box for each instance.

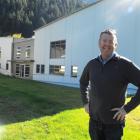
[79,53,140,124]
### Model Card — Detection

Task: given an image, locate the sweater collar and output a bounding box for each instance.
[97,51,120,63]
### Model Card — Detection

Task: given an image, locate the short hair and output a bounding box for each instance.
[99,29,118,46]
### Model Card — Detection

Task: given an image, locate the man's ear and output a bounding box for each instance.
[114,44,117,50]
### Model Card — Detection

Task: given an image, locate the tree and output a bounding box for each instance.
[0,0,89,37]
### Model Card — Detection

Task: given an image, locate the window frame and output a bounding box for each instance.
[25,65,30,77]
[36,64,40,73]
[49,65,65,76]
[16,47,21,59]
[71,65,78,78]
[6,63,9,70]
[41,64,45,74]
[25,48,31,58]
[15,64,20,76]
[50,40,66,59]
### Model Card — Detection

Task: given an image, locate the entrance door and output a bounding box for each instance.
[20,64,25,78]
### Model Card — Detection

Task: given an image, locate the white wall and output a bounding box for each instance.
[33,0,140,88]
[0,37,13,76]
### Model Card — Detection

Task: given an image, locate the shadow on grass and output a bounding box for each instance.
[0,74,82,125]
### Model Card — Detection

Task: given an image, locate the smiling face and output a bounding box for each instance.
[99,32,117,59]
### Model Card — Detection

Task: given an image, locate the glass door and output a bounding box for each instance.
[20,64,25,78]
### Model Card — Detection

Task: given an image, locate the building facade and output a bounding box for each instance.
[12,38,34,79]
[0,37,34,79]
[0,37,13,76]
[33,0,140,92]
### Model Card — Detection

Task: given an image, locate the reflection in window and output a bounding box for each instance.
[71,66,78,77]
[49,65,65,76]
[50,40,66,59]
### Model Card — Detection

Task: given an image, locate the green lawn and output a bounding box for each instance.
[0,74,139,140]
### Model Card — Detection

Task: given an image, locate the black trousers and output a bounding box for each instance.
[89,117,125,140]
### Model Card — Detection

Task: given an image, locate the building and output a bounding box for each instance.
[34,0,140,92]
[33,0,140,89]
[0,37,13,76]
[12,38,34,79]
[0,37,34,79]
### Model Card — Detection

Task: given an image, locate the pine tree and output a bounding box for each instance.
[0,0,89,37]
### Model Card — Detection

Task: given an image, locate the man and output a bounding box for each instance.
[79,29,140,140]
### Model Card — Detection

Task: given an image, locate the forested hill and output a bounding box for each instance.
[0,0,91,37]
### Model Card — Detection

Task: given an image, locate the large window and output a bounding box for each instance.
[16,47,21,58]
[49,65,65,76]
[71,66,78,77]
[50,40,66,59]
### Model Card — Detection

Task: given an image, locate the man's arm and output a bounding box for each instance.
[123,61,140,113]
[79,62,90,105]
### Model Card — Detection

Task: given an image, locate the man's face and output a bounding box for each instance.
[99,33,117,57]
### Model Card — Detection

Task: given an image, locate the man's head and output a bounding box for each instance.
[99,29,118,58]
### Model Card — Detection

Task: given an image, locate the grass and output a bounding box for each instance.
[0,74,139,140]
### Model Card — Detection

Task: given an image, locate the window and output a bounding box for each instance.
[16,64,20,76]
[49,65,65,76]
[71,66,78,77]
[41,65,45,74]
[25,65,30,77]
[16,47,21,58]
[25,49,31,58]
[50,40,66,59]
[36,64,40,73]
[6,63,9,70]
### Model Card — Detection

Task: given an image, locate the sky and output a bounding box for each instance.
[82,0,97,3]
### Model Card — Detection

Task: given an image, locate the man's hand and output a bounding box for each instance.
[84,103,89,114]
[111,106,127,121]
